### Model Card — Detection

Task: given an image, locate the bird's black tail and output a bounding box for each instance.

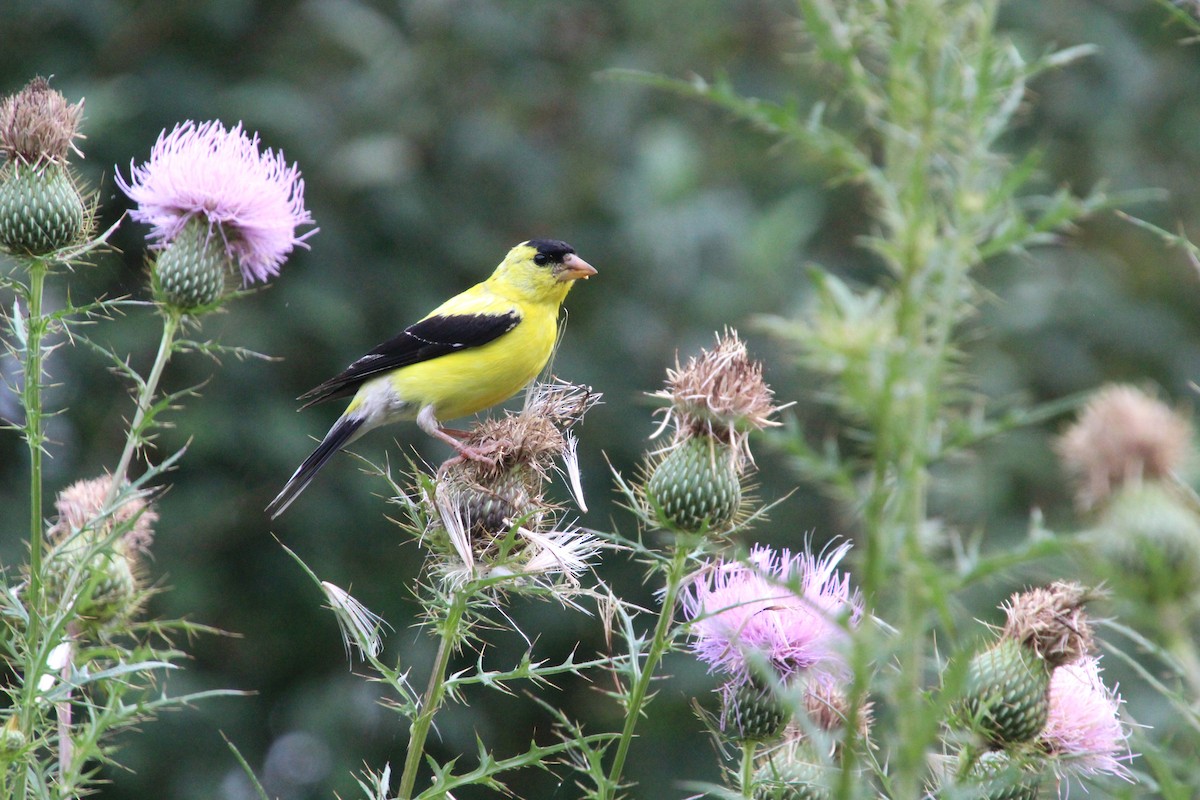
[267,416,365,519]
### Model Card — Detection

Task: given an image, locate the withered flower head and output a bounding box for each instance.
[47,474,157,554]
[1057,384,1192,510]
[446,380,599,486]
[652,329,781,463]
[429,380,602,589]
[1001,581,1095,669]
[0,77,84,165]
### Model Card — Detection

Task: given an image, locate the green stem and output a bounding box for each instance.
[603,540,693,798]
[107,309,181,504]
[15,258,48,800]
[740,740,757,798]
[24,259,48,621]
[398,591,468,800]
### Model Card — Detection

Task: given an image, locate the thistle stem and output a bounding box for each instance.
[740,740,757,797]
[398,591,468,799]
[603,539,693,797]
[107,309,181,504]
[24,259,48,619]
[15,258,49,800]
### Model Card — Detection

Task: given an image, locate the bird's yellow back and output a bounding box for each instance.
[387,243,575,421]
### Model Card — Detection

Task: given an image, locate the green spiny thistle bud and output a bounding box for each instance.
[753,752,832,800]
[0,161,85,255]
[44,540,138,627]
[964,638,1051,746]
[954,750,1043,800]
[1089,482,1200,605]
[725,677,787,742]
[647,435,741,532]
[153,216,230,311]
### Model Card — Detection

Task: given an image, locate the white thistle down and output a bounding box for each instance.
[320,581,389,662]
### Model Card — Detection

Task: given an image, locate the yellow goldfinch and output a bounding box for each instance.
[267,239,596,517]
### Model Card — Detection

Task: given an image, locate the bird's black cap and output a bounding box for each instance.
[526,239,575,262]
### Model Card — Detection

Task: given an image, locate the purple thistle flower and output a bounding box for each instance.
[682,541,862,685]
[1042,656,1134,786]
[117,120,316,284]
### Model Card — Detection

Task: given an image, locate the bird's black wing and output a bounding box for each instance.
[298,311,521,407]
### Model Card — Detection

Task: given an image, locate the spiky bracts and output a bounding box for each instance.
[954,750,1043,800]
[647,435,742,532]
[425,381,602,590]
[945,582,1132,798]
[963,637,1052,747]
[1089,483,1200,606]
[646,330,781,533]
[964,582,1093,746]
[753,741,834,800]
[1057,385,1200,609]
[0,78,88,256]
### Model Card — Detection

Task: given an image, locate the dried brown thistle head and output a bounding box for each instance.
[652,329,781,459]
[446,379,600,484]
[1056,384,1192,510]
[1001,581,1096,669]
[0,77,84,165]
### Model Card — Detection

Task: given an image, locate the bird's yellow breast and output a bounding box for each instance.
[387,302,559,421]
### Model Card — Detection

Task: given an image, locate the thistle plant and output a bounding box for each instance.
[646,329,780,534]
[682,542,865,794]
[0,77,87,257]
[597,330,781,799]
[0,76,313,798]
[1054,385,1200,692]
[941,584,1131,800]
[961,582,1094,747]
[112,119,315,496]
[604,0,1170,796]
[285,380,615,800]
[117,120,315,312]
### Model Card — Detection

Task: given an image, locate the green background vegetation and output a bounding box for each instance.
[2,1,1200,797]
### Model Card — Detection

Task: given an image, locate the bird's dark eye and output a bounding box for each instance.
[533,253,549,266]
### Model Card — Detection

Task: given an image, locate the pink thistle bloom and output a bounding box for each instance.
[117,120,316,283]
[1042,656,1134,785]
[682,541,862,685]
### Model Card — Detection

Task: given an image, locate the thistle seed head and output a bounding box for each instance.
[1057,384,1192,510]
[0,77,84,166]
[1001,581,1095,669]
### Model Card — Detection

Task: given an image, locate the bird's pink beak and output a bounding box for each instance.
[555,252,598,281]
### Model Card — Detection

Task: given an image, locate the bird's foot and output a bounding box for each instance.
[429,425,496,466]
[448,439,495,463]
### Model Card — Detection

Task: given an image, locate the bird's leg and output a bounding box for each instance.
[417,405,492,462]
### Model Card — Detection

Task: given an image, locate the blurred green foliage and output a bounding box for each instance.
[2,0,1200,798]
